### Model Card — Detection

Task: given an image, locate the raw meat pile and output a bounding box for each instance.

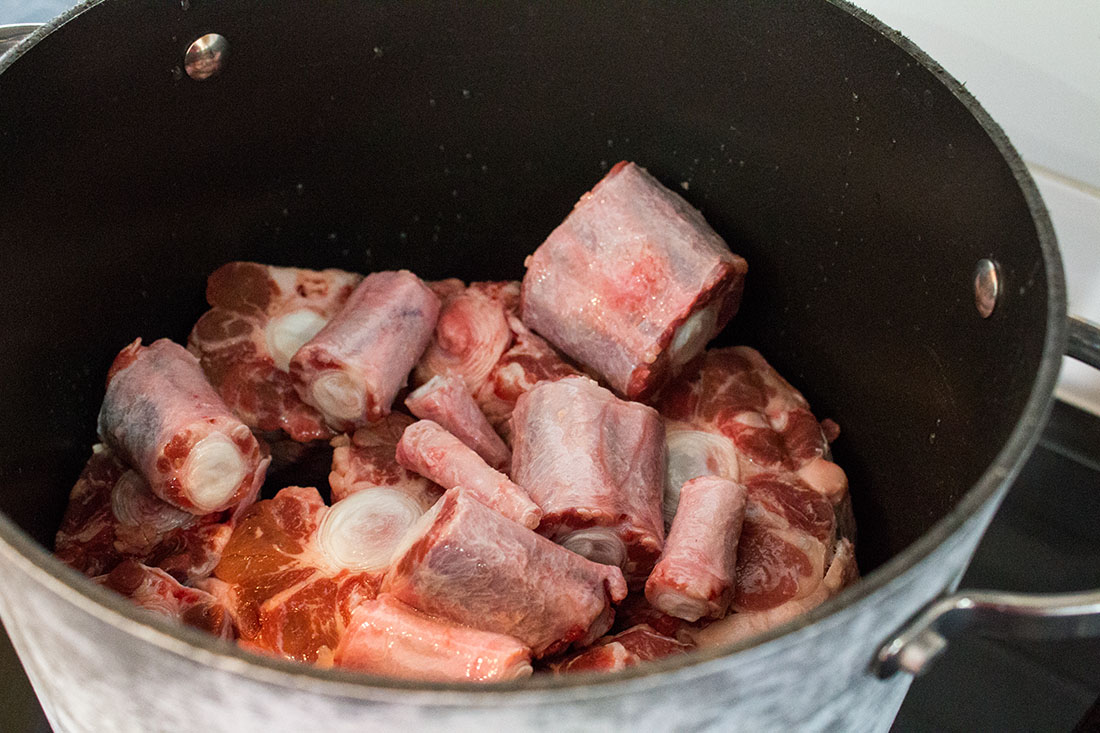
[55,161,858,683]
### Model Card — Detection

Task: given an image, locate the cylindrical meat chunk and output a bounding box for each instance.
[521,161,748,400]
[334,595,533,682]
[645,476,748,622]
[405,374,511,471]
[328,412,442,507]
[97,339,270,514]
[395,420,541,529]
[510,376,666,582]
[381,488,627,658]
[188,262,363,442]
[289,270,440,431]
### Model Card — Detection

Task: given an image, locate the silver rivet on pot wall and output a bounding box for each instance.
[974,258,1000,318]
[184,33,228,81]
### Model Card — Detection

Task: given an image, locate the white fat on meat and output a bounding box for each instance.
[110,470,195,535]
[559,528,628,570]
[184,433,247,513]
[311,372,366,424]
[266,309,329,371]
[318,488,426,572]
[663,427,739,523]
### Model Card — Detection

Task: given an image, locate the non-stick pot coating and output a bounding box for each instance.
[0,0,1050,577]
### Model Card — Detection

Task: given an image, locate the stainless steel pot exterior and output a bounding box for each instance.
[0,497,1001,732]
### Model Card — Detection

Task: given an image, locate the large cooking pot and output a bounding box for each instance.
[1,1,1097,730]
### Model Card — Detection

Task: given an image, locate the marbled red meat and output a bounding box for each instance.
[213,485,420,664]
[97,338,270,514]
[395,420,541,529]
[96,559,235,639]
[290,270,440,431]
[334,594,533,682]
[551,624,691,674]
[54,446,235,584]
[658,346,847,504]
[381,488,627,658]
[510,376,665,582]
[413,281,578,441]
[188,262,362,442]
[645,476,748,621]
[405,374,511,471]
[521,161,748,400]
[328,412,442,507]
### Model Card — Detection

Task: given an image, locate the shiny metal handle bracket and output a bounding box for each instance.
[874,315,1100,679]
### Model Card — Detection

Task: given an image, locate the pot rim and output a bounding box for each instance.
[0,0,1067,702]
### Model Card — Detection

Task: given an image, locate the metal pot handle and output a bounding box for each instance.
[873,315,1100,678]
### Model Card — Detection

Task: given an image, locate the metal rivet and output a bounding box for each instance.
[184,33,228,81]
[974,258,1000,318]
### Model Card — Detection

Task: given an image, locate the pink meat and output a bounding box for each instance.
[732,474,837,612]
[328,412,443,507]
[413,281,579,441]
[405,374,511,471]
[97,339,269,514]
[334,594,533,682]
[521,161,748,400]
[381,488,627,658]
[645,476,748,622]
[658,346,848,505]
[551,624,692,674]
[395,420,541,529]
[213,486,386,665]
[96,559,236,639]
[54,446,236,584]
[510,376,665,582]
[289,270,440,431]
[188,261,362,442]
[690,537,858,648]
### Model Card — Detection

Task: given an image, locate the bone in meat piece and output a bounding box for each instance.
[96,559,236,639]
[413,281,578,441]
[54,446,239,584]
[661,420,742,527]
[381,488,627,658]
[405,374,512,471]
[658,346,848,506]
[645,476,748,622]
[97,339,270,514]
[290,270,440,431]
[329,412,443,507]
[334,594,533,682]
[395,420,541,529]
[521,161,748,400]
[551,624,692,674]
[689,537,858,648]
[732,473,837,612]
[188,262,362,442]
[510,376,665,582]
[214,485,424,664]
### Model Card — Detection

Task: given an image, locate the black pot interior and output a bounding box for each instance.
[0,0,1051,575]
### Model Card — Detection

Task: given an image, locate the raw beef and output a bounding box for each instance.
[188,261,362,442]
[97,338,270,514]
[689,537,858,648]
[395,420,541,529]
[645,476,748,622]
[405,374,511,471]
[510,376,665,582]
[290,270,440,431]
[334,594,533,682]
[657,346,848,505]
[413,281,578,441]
[612,592,694,641]
[661,421,742,526]
[521,161,748,400]
[54,446,234,584]
[213,485,422,664]
[381,488,627,658]
[551,624,691,674]
[96,559,236,639]
[328,412,442,507]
